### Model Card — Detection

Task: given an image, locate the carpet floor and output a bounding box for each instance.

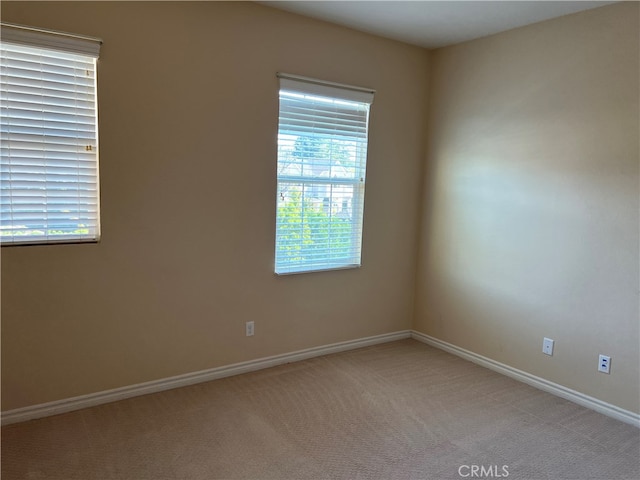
[1,339,639,479]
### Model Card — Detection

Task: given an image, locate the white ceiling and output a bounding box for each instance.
[259,1,615,49]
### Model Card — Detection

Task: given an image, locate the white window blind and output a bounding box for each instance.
[1,23,101,245]
[275,73,374,274]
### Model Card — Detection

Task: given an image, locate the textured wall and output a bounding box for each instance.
[0,1,428,410]
[415,2,639,413]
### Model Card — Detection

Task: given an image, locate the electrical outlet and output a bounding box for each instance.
[598,355,611,374]
[542,337,554,356]
[246,321,254,337]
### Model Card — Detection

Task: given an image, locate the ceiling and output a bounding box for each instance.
[259,1,615,49]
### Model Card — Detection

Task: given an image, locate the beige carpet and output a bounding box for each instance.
[2,339,639,479]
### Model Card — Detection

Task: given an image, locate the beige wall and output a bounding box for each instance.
[2,1,638,417]
[415,2,639,413]
[0,1,428,410]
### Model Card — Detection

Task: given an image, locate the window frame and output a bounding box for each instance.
[0,22,102,246]
[274,73,375,275]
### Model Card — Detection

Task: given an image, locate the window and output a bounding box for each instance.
[275,73,374,274]
[1,23,101,245]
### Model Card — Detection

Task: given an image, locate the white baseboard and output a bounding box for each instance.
[1,330,411,426]
[411,330,640,428]
[5,329,637,428]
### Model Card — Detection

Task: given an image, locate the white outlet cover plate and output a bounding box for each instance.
[598,355,610,374]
